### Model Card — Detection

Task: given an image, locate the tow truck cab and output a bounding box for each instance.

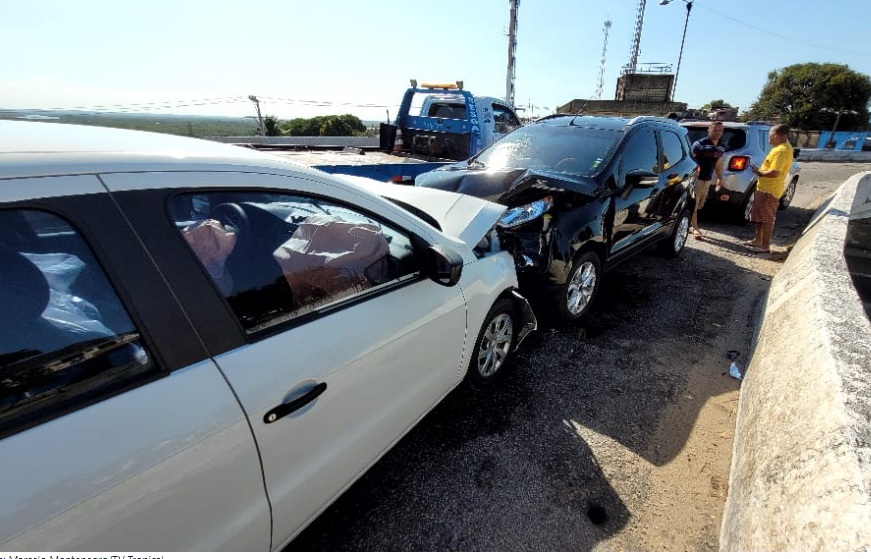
[380,81,522,161]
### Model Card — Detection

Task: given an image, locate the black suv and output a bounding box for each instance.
[415,115,697,323]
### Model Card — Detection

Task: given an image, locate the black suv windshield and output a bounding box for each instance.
[472,126,622,176]
[685,126,746,151]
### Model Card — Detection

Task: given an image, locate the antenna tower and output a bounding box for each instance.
[625,0,647,75]
[593,19,612,99]
[506,0,519,106]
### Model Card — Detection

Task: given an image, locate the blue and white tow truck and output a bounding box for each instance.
[266,81,522,183]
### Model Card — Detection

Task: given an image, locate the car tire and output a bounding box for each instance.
[658,208,690,257]
[738,185,756,224]
[779,177,798,210]
[466,298,517,390]
[554,250,601,324]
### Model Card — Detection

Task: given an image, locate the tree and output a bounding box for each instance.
[700,99,735,111]
[263,116,281,136]
[745,63,871,130]
[280,114,369,136]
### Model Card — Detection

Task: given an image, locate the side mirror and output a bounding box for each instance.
[622,169,659,197]
[425,245,463,287]
[793,148,801,159]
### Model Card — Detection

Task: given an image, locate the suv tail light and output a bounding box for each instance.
[728,156,750,172]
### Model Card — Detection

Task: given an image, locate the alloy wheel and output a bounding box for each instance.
[744,190,756,223]
[674,215,690,253]
[567,261,598,316]
[781,179,797,208]
[476,312,514,377]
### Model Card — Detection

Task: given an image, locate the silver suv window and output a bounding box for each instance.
[685,126,747,152]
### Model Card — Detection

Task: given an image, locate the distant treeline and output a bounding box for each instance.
[0,111,379,138]
[267,114,369,137]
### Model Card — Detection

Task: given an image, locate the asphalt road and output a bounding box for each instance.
[286,162,869,552]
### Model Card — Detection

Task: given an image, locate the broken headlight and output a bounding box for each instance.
[498,196,553,228]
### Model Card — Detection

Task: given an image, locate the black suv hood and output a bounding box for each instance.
[416,165,601,206]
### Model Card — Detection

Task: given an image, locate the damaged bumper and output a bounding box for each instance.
[511,288,538,349]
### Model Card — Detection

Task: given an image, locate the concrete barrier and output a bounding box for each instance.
[205,135,379,148]
[721,172,871,551]
[797,149,871,163]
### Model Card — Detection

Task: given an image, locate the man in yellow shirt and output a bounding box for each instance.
[747,124,793,253]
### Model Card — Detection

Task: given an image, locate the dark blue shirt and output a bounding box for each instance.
[691,137,726,181]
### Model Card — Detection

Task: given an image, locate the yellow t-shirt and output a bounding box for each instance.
[757,142,794,198]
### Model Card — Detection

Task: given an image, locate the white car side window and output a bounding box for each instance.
[0,209,152,439]
[168,192,421,335]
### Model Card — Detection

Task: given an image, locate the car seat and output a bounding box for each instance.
[0,249,87,365]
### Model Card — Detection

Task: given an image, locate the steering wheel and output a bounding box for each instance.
[208,203,249,240]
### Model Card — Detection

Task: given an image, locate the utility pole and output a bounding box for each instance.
[248,95,265,137]
[594,19,612,100]
[625,0,647,75]
[826,109,844,149]
[506,0,519,106]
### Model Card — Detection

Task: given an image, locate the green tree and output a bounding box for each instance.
[280,114,369,136]
[700,99,735,111]
[263,115,281,136]
[745,63,871,130]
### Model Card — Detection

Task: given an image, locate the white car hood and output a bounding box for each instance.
[335,174,507,247]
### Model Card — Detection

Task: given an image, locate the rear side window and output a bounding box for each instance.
[660,130,687,169]
[492,103,520,134]
[0,209,153,438]
[168,192,421,335]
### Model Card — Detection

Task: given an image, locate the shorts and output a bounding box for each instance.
[694,179,714,211]
[751,190,779,224]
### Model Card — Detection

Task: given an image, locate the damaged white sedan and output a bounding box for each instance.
[0,121,535,551]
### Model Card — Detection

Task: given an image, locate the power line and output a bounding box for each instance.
[6,96,247,113]
[695,4,871,59]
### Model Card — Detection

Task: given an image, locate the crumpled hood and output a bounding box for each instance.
[416,165,602,206]
[334,174,507,248]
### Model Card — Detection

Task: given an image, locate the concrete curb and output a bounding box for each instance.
[205,136,379,148]
[720,172,871,551]
[798,149,871,163]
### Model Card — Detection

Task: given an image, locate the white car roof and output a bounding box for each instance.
[0,120,314,179]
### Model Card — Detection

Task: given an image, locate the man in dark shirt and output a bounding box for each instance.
[690,121,726,240]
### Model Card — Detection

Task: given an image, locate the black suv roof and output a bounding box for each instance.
[533,114,683,131]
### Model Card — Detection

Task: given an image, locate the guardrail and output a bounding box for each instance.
[721,172,871,551]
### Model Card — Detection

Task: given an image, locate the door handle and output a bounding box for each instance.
[263,382,327,424]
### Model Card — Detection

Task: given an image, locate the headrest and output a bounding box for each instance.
[0,249,50,325]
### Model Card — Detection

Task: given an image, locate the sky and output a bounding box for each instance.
[3,0,871,122]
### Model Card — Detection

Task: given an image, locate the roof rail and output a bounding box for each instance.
[627,115,679,125]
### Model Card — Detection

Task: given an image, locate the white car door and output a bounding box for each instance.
[103,171,469,549]
[0,176,270,550]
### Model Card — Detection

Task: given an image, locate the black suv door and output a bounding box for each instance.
[611,126,661,256]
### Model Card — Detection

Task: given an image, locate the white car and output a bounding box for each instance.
[0,121,535,550]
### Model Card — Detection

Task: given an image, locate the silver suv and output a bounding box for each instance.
[682,121,802,222]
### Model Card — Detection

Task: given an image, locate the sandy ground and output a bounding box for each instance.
[286,162,869,552]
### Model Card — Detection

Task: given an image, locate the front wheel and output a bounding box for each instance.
[553,251,601,324]
[659,209,690,257]
[779,177,798,210]
[466,298,517,390]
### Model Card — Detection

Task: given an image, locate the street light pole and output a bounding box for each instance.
[660,0,694,102]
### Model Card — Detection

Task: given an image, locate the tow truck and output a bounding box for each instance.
[263,81,522,183]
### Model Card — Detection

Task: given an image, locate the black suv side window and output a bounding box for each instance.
[168,192,421,334]
[0,209,153,439]
[660,130,687,170]
[622,128,659,174]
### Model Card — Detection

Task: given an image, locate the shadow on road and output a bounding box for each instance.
[286,203,822,551]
